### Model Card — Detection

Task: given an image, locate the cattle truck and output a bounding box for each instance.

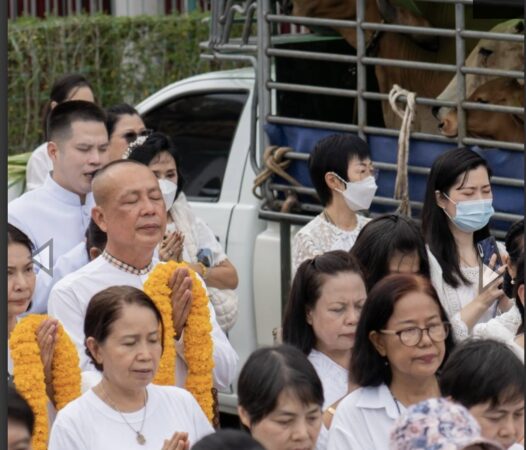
[10,0,524,415]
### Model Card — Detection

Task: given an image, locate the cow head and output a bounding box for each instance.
[292,0,438,51]
[376,0,439,51]
[439,77,524,143]
[434,19,525,122]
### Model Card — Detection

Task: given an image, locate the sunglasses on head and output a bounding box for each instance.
[122,129,153,144]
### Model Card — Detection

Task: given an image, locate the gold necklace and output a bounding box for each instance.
[100,383,148,445]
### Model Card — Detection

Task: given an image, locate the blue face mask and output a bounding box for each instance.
[442,194,494,232]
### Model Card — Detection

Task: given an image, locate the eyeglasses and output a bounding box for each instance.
[122,129,153,145]
[379,323,450,347]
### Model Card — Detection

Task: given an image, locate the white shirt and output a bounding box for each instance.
[32,241,90,314]
[327,384,406,450]
[292,213,370,274]
[8,174,93,268]
[48,384,214,450]
[308,350,350,450]
[25,142,53,192]
[427,247,520,341]
[47,256,238,390]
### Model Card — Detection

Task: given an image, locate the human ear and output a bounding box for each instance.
[238,406,252,429]
[369,330,387,357]
[324,172,344,191]
[85,337,103,366]
[47,141,59,162]
[435,190,447,209]
[91,207,108,233]
[306,308,313,326]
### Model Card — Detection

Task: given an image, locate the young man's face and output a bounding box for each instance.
[49,120,109,201]
[469,398,524,449]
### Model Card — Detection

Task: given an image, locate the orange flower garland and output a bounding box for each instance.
[144,261,215,421]
[9,314,81,450]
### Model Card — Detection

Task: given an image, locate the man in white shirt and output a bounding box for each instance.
[48,160,238,390]
[9,101,109,312]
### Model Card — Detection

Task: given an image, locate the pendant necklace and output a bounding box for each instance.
[389,388,402,416]
[100,383,148,445]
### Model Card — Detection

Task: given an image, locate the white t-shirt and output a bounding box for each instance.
[327,384,406,450]
[25,142,53,192]
[48,384,214,450]
[47,256,238,390]
[292,213,370,274]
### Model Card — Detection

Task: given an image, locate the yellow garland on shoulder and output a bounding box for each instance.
[9,314,82,450]
[143,261,215,422]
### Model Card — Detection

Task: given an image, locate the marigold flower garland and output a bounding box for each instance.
[144,261,215,421]
[9,314,81,450]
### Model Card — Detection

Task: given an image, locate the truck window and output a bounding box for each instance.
[142,91,248,202]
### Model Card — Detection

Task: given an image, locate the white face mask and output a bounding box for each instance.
[332,172,378,211]
[158,178,177,211]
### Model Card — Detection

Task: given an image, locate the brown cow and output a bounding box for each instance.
[291,1,520,134]
[439,77,524,143]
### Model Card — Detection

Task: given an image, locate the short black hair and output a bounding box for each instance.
[84,286,164,371]
[421,148,492,288]
[43,73,93,139]
[351,214,430,291]
[237,344,324,425]
[308,134,371,206]
[283,250,365,354]
[105,103,140,138]
[47,100,107,142]
[84,219,107,256]
[8,223,34,253]
[193,429,265,450]
[127,131,185,199]
[439,339,524,409]
[8,385,34,435]
[505,219,524,267]
[351,274,455,387]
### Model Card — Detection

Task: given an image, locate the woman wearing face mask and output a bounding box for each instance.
[237,345,324,450]
[421,148,519,341]
[128,132,239,332]
[327,274,455,450]
[25,73,96,192]
[292,134,377,274]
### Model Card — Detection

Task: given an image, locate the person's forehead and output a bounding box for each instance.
[348,156,372,166]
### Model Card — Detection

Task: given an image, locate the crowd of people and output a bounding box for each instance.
[7,73,524,450]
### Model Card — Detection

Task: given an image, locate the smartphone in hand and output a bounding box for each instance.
[476,236,504,288]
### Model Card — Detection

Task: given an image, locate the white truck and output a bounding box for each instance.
[9,0,524,415]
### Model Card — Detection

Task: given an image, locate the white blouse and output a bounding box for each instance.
[292,213,370,274]
[327,383,406,450]
[427,247,521,341]
[308,350,349,450]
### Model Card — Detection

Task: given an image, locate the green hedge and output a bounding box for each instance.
[8,13,238,155]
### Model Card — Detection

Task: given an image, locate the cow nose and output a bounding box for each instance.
[438,121,444,130]
[432,106,440,119]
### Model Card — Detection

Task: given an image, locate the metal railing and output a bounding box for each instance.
[201,0,524,306]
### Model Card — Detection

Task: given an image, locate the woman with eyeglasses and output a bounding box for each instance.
[327,273,455,450]
[422,148,519,341]
[105,103,151,162]
[26,73,96,191]
[291,134,377,274]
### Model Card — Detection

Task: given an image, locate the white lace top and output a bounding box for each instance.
[292,213,370,274]
[427,247,521,341]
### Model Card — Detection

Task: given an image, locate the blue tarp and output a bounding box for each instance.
[265,124,524,231]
